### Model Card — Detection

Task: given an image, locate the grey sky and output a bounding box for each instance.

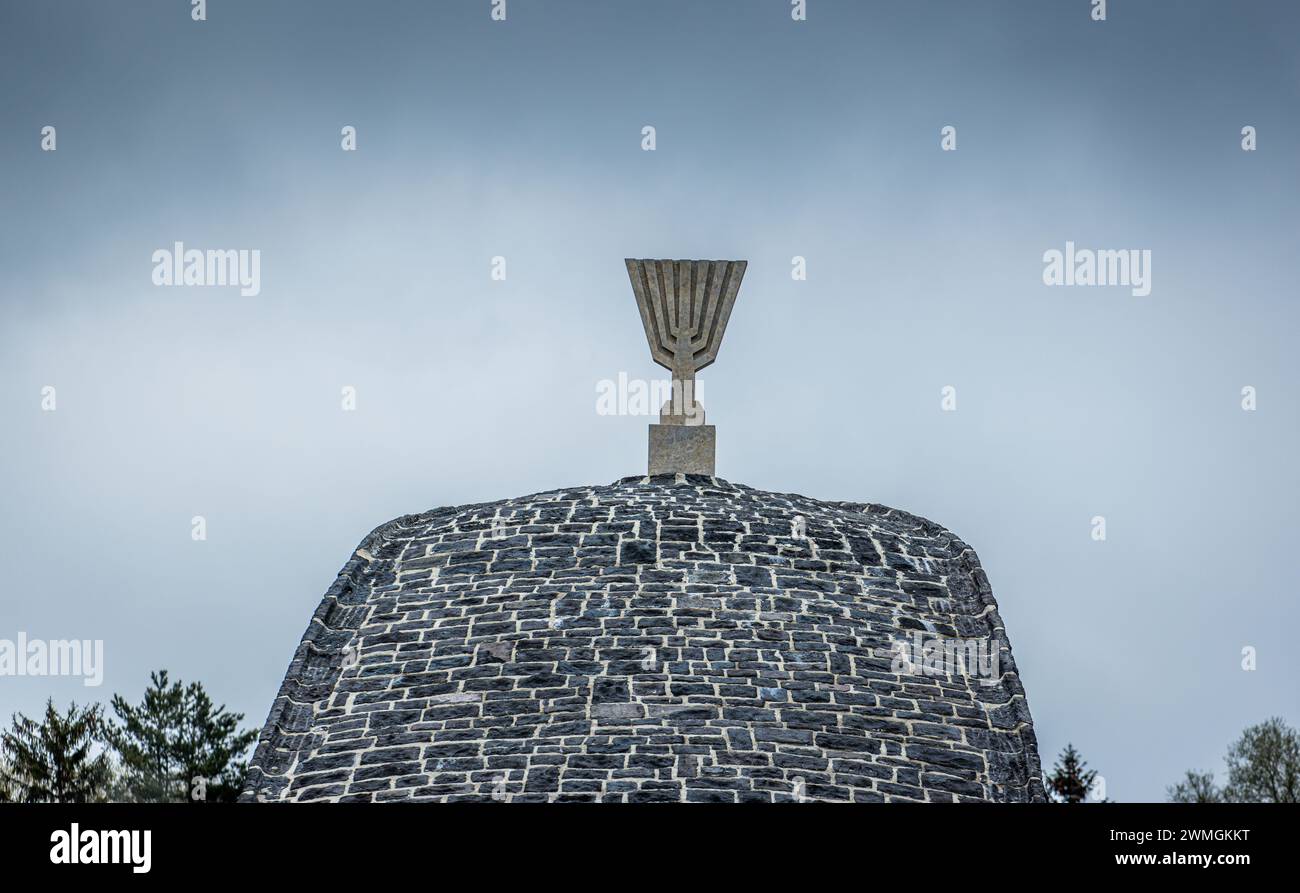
[2,0,1297,801]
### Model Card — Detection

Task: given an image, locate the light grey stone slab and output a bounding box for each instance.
[648,424,715,476]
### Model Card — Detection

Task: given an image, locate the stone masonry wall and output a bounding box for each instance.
[243,475,1045,802]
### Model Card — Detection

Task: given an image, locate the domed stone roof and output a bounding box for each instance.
[243,474,1045,802]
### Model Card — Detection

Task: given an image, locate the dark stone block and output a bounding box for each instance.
[620,540,658,565]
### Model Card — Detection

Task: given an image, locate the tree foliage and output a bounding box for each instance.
[0,699,112,803]
[1171,717,1300,803]
[1167,769,1223,803]
[1046,743,1101,803]
[105,669,257,803]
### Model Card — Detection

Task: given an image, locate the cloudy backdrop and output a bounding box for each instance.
[2,0,1297,801]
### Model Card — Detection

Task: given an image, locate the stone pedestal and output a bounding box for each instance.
[648,424,715,476]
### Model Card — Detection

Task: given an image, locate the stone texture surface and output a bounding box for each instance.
[243,475,1044,803]
[648,424,715,476]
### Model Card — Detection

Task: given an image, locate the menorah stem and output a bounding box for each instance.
[661,342,704,426]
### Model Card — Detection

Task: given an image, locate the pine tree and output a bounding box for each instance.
[0,699,113,803]
[1046,743,1101,803]
[106,670,258,803]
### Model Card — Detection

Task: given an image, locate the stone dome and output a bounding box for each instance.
[243,474,1045,802]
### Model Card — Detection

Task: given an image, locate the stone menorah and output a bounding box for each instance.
[625,258,747,475]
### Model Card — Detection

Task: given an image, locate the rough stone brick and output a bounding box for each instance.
[243,476,1043,803]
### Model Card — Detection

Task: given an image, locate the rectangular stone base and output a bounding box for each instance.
[649,424,715,476]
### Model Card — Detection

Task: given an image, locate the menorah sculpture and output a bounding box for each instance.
[625,258,747,476]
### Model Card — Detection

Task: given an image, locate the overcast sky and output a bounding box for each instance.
[2,0,1297,802]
